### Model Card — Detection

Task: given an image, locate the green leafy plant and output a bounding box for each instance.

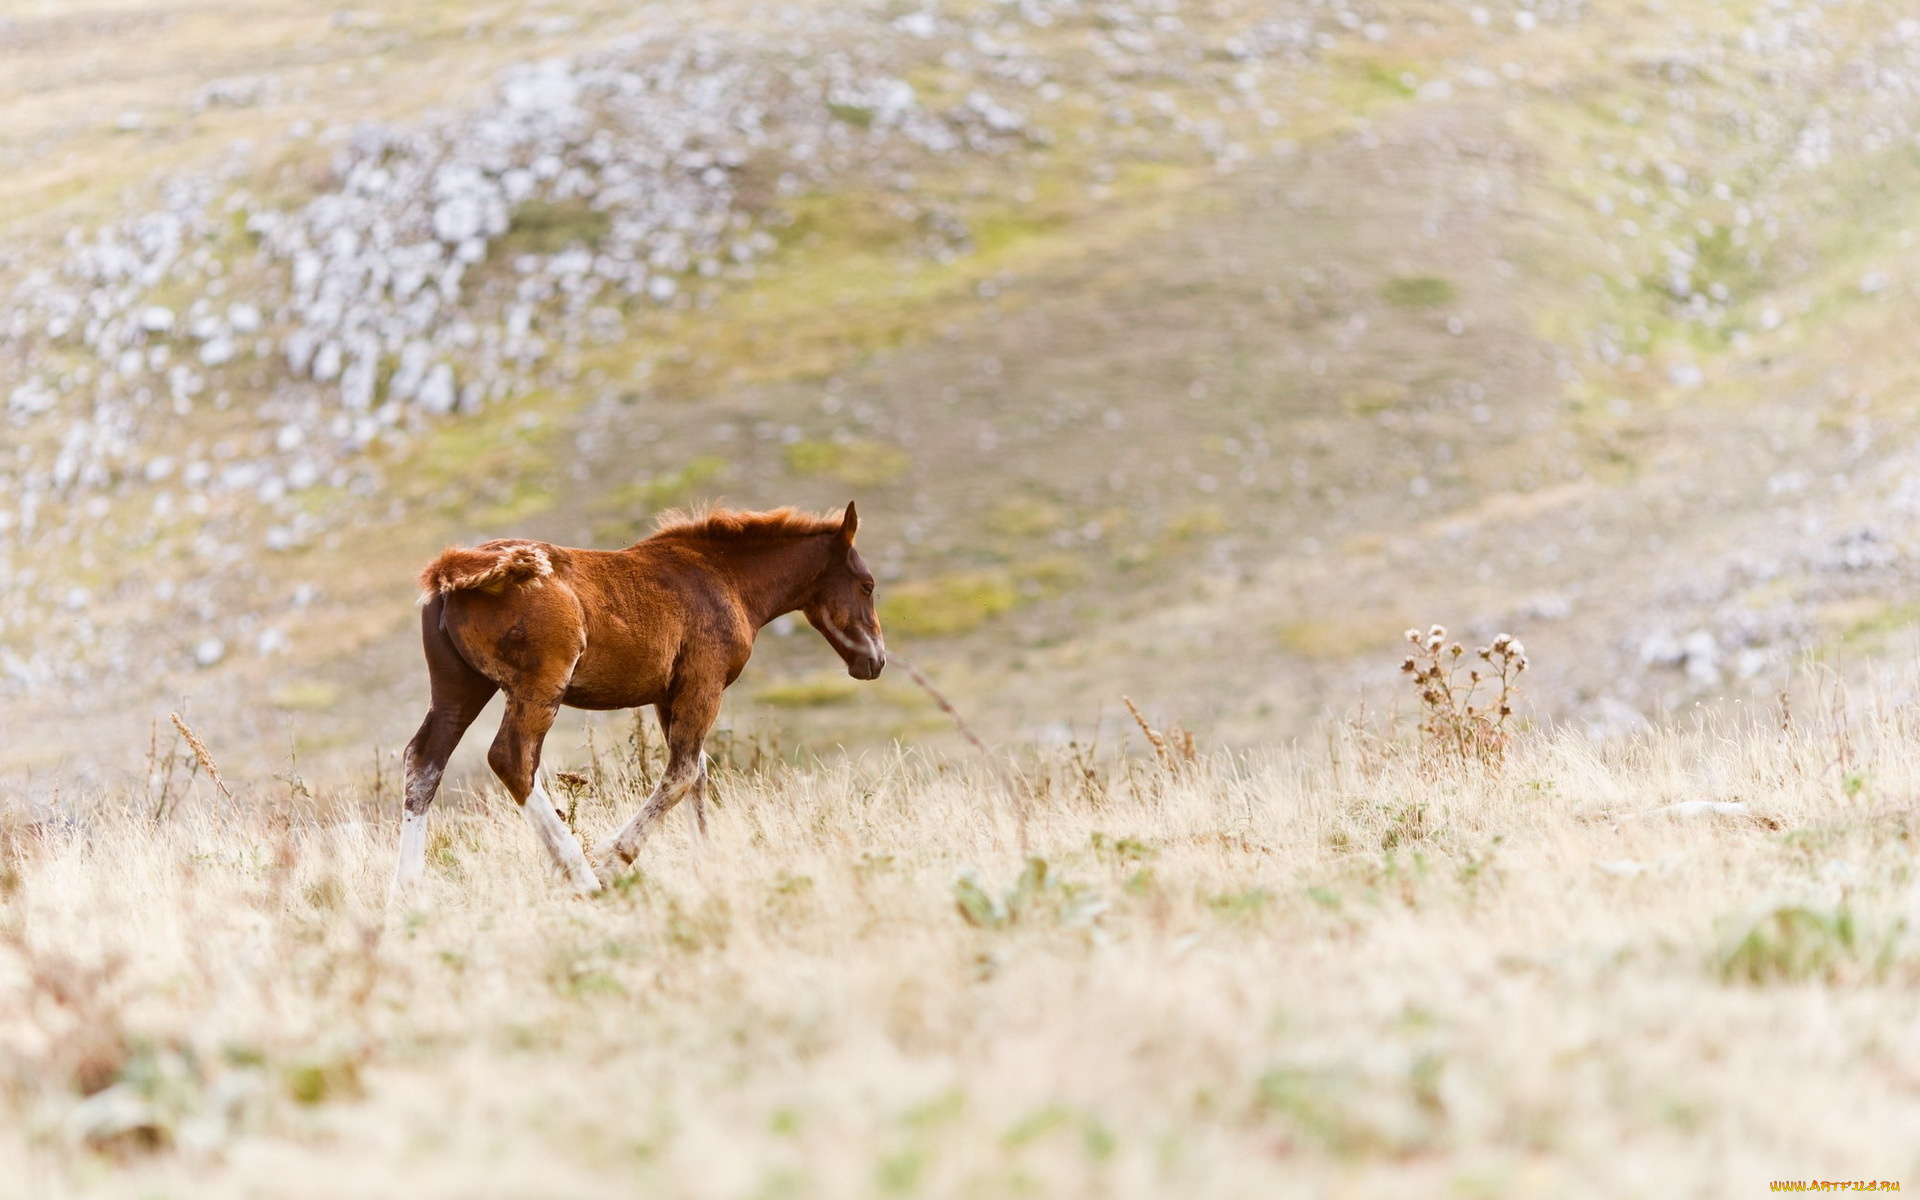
[953,858,1051,929]
[1714,903,1902,985]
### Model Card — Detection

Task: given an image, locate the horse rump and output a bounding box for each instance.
[418,540,554,598]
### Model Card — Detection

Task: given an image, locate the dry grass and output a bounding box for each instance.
[4,699,1920,1198]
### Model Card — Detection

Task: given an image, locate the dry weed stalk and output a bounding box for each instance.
[145,717,186,824]
[370,745,391,811]
[628,708,659,793]
[1123,696,1198,775]
[169,713,233,803]
[1400,625,1527,767]
[554,771,591,832]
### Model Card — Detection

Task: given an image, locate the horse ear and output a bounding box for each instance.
[839,501,859,544]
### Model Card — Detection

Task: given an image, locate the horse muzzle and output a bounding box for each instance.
[848,652,885,681]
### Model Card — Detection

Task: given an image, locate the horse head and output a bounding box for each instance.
[804,502,886,680]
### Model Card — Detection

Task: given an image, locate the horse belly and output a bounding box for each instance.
[561,640,674,710]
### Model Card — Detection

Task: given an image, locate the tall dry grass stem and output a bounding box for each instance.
[168,712,232,803]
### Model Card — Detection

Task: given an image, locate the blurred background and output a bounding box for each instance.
[5,0,1920,789]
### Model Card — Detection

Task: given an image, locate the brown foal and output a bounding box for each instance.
[393,503,886,896]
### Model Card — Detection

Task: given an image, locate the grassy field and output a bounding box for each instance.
[4,679,1918,1197]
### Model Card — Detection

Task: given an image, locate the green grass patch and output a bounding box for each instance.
[881,570,1020,636]
[828,102,876,129]
[1163,506,1226,542]
[597,455,729,541]
[758,676,860,708]
[1381,275,1456,308]
[1713,903,1899,985]
[1012,555,1087,596]
[1273,616,1404,660]
[1204,886,1275,920]
[495,197,611,257]
[282,1055,364,1106]
[784,439,910,487]
[407,400,568,513]
[1829,599,1920,648]
[987,497,1065,538]
[1340,380,1409,415]
[618,158,1207,399]
[270,681,340,712]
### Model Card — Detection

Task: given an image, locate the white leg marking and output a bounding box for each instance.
[391,808,429,901]
[593,769,699,872]
[523,781,601,895]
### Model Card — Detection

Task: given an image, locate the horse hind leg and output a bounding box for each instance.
[393,600,498,901]
[488,695,600,895]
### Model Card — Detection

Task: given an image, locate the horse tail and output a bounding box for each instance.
[418,540,554,600]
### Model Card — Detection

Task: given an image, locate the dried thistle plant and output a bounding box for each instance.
[553,771,592,832]
[1399,625,1528,767]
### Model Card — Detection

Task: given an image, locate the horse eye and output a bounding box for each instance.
[861,580,875,594]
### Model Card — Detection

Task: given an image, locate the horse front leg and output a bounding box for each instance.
[592,688,719,881]
[688,762,710,840]
[661,701,710,841]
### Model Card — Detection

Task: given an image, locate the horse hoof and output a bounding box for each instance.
[588,853,620,889]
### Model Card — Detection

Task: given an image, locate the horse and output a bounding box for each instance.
[392,502,886,897]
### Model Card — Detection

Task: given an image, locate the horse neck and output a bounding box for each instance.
[718,533,836,628]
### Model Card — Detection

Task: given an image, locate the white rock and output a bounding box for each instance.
[8,379,57,416]
[416,363,457,414]
[1650,800,1749,818]
[1682,631,1721,685]
[227,302,262,333]
[1594,854,1684,877]
[1638,630,1683,667]
[432,196,486,244]
[194,637,226,667]
[312,341,343,382]
[894,12,939,38]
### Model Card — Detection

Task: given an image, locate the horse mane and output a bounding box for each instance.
[644,504,841,543]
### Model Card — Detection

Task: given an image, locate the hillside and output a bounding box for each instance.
[6,0,1920,789]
